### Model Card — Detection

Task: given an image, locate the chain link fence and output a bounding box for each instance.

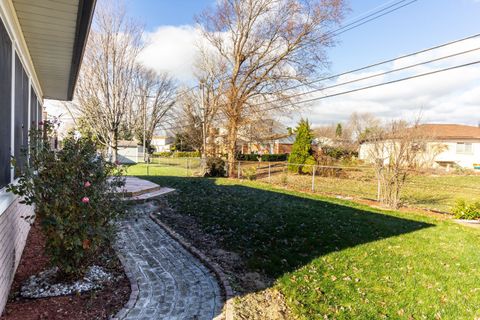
[234,160,480,214]
[129,157,480,214]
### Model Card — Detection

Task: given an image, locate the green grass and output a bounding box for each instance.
[126,164,480,319]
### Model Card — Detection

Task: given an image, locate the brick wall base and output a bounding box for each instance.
[0,197,33,314]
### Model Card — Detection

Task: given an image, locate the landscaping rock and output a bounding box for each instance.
[20,265,113,299]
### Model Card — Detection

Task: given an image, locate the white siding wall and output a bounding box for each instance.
[359,140,480,169]
[434,140,480,168]
[0,198,32,313]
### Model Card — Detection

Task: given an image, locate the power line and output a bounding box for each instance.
[162,42,480,130]
[325,0,418,38]
[257,59,480,113]
[161,59,480,131]
[264,46,480,104]
[284,32,480,91]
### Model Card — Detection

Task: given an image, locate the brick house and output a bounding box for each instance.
[0,0,95,313]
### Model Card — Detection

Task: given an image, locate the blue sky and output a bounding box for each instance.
[127,0,480,74]
[47,0,480,127]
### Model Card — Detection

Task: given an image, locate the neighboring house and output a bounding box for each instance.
[0,0,95,313]
[237,119,297,154]
[151,135,173,152]
[117,140,144,164]
[359,124,480,170]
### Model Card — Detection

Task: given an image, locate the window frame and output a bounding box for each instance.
[456,142,473,154]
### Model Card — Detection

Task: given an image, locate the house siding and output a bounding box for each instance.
[0,5,39,315]
[359,139,480,170]
[0,198,32,313]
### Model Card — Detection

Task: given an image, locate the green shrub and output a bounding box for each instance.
[452,199,480,220]
[8,125,125,277]
[237,153,261,161]
[205,157,226,177]
[153,151,173,157]
[261,154,288,162]
[242,166,257,180]
[173,151,201,158]
[321,146,358,160]
[236,153,287,162]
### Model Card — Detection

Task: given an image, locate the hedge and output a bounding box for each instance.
[152,151,201,158]
[237,153,288,162]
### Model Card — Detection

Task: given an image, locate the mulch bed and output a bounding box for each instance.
[1,221,130,320]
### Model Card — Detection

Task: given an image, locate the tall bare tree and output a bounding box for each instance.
[172,48,227,157]
[197,0,346,175]
[133,67,176,151]
[73,1,143,161]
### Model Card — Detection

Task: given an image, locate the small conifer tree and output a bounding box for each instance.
[336,123,343,137]
[288,119,316,174]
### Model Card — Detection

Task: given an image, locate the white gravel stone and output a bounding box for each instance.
[21,265,113,298]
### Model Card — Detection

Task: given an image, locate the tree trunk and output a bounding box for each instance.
[227,120,238,177]
[107,130,117,162]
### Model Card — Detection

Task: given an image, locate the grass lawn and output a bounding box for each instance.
[126,164,480,319]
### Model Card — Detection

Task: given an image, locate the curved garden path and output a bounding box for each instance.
[114,201,223,320]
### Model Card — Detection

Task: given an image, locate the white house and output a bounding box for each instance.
[359,124,480,170]
[151,135,173,152]
[117,140,145,164]
[0,0,95,313]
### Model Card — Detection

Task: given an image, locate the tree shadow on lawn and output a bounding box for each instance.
[135,175,435,283]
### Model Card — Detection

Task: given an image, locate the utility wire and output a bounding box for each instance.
[161,44,480,130]
[161,59,480,131]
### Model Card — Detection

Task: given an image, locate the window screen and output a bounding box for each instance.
[14,54,29,176]
[0,18,12,188]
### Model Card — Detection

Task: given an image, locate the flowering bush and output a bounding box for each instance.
[8,123,125,277]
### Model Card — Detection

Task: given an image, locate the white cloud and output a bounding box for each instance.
[138,25,202,82]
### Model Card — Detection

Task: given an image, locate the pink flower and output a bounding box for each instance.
[115,160,120,165]
[38,121,44,126]
[84,181,91,188]
[81,197,90,203]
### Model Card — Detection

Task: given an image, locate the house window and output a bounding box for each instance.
[456,142,473,154]
[14,54,29,176]
[0,17,12,189]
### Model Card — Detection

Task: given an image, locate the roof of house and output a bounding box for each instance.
[117,140,139,147]
[418,124,480,140]
[11,0,96,100]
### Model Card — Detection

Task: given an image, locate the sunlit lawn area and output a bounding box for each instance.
[126,164,480,319]
[270,172,480,213]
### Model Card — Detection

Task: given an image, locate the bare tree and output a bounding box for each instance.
[171,48,227,157]
[133,67,176,152]
[197,0,346,176]
[363,120,428,209]
[73,1,143,161]
[348,112,381,143]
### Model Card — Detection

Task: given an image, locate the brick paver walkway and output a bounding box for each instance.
[115,203,223,320]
